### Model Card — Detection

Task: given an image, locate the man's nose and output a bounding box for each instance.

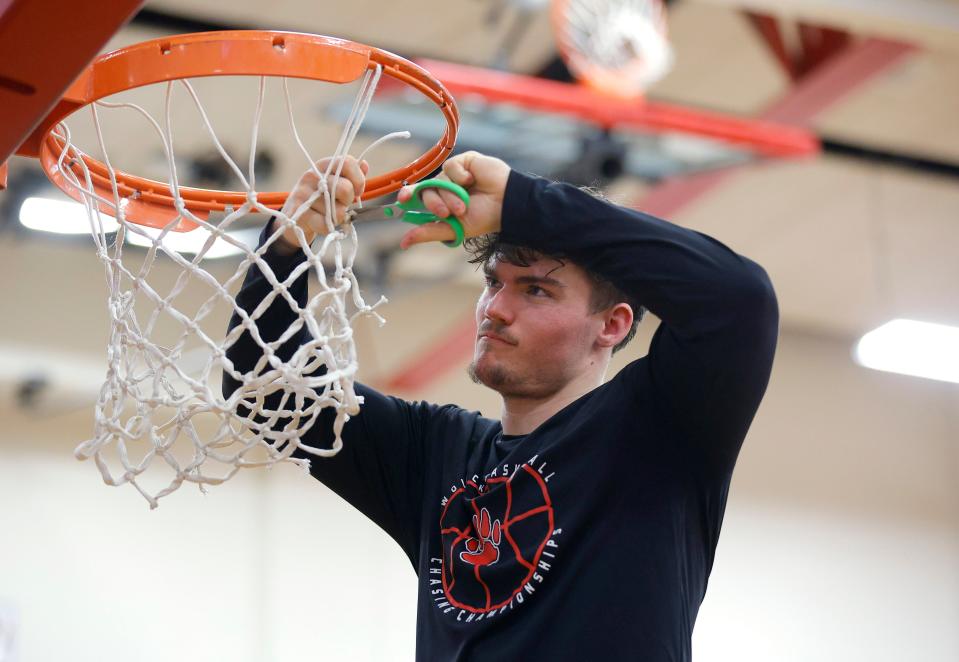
[482,288,513,324]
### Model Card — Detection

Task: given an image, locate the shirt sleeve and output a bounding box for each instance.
[222,222,448,565]
[498,171,779,474]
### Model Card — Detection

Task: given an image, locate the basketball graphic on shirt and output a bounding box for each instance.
[439,464,554,612]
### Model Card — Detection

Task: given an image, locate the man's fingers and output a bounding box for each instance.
[331,177,356,208]
[399,221,457,249]
[315,156,365,201]
[279,155,371,242]
[398,183,465,219]
[438,189,466,217]
[419,188,450,219]
[334,157,365,200]
[442,155,475,187]
[304,208,329,235]
[306,194,352,226]
[297,170,321,190]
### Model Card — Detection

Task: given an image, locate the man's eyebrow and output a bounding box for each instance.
[514,275,565,288]
[482,264,565,288]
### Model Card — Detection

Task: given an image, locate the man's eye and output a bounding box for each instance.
[485,277,501,288]
[528,286,548,297]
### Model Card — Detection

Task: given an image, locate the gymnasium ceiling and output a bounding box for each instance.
[1,0,957,392]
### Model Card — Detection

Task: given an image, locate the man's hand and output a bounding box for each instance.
[397,151,510,249]
[274,156,369,253]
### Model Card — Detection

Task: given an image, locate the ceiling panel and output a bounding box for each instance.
[690,0,959,52]
[814,48,959,162]
[648,1,790,115]
[146,0,557,71]
[674,155,959,337]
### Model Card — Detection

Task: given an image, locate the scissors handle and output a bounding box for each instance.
[396,178,469,248]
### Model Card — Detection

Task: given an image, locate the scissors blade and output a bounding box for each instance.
[348,204,402,223]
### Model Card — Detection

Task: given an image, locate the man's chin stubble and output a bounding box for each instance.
[467,359,516,391]
[468,361,501,388]
[467,361,556,400]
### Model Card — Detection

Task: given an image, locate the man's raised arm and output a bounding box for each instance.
[222,157,444,564]
[403,153,778,473]
[503,172,779,472]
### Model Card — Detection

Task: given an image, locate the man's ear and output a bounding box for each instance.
[595,303,634,350]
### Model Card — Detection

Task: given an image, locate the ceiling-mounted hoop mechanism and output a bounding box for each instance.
[550,0,674,99]
[16,31,460,231]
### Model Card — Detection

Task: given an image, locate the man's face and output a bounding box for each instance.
[469,256,606,399]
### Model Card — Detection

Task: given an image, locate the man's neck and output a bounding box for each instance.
[499,363,607,435]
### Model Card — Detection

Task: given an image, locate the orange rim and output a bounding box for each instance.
[33,31,459,231]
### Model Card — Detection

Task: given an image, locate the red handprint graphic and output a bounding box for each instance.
[439,465,554,612]
[459,507,502,567]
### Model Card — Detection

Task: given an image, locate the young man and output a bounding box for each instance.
[225,151,778,660]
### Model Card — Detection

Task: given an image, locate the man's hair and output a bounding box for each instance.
[464,235,646,354]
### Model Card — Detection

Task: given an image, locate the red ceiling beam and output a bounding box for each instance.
[745,12,798,80]
[761,37,915,125]
[420,59,817,158]
[637,36,915,219]
[746,12,852,82]
[797,24,851,76]
[634,168,730,220]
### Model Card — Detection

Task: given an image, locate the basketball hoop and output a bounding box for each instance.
[20,31,459,230]
[13,31,460,507]
[551,0,674,99]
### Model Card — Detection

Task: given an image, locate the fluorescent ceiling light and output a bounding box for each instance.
[19,196,256,259]
[19,196,119,234]
[854,318,959,385]
[124,225,256,259]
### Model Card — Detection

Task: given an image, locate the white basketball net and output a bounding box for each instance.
[54,67,400,508]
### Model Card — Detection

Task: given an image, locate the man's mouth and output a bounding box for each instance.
[478,330,516,345]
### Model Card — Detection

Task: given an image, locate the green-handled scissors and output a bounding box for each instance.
[349,178,469,248]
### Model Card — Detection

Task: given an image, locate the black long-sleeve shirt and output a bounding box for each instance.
[225,171,779,661]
